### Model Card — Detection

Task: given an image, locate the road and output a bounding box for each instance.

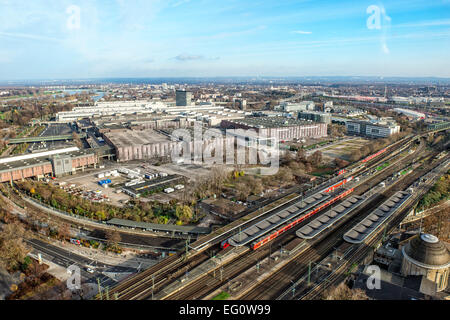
[25,238,136,289]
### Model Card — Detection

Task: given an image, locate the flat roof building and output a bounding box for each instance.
[220,117,327,141]
[277,101,315,112]
[393,108,426,120]
[0,148,97,182]
[346,119,400,138]
[298,111,331,124]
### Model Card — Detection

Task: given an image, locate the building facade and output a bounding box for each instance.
[401,234,450,293]
[298,111,331,124]
[176,90,193,106]
[346,120,400,138]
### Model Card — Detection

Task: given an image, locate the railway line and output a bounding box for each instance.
[105,135,429,300]
[296,156,450,300]
[243,153,444,300]
[158,139,430,300]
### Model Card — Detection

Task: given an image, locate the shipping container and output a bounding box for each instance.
[164,188,175,193]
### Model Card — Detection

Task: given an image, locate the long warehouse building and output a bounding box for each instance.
[0,148,98,183]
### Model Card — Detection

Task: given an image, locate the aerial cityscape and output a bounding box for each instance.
[0,0,449,310]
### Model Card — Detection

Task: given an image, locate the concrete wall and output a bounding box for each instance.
[0,163,53,183]
[0,154,97,183]
[220,120,327,141]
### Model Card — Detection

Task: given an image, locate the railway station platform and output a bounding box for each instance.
[155,246,248,300]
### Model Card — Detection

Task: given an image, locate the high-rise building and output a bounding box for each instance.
[176,90,193,106]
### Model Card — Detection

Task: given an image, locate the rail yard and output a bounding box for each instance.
[104,132,449,301]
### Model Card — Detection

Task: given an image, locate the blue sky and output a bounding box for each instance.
[0,0,449,80]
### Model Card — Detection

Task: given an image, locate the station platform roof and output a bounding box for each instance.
[343,191,412,244]
[107,218,211,235]
[297,195,366,239]
[228,192,330,246]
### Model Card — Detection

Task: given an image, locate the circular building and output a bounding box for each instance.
[401,234,450,292]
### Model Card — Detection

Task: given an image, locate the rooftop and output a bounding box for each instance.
[107,218,210,235]
[343,191,412,244]
[104,129,171,147]
[225,117,317,128]
[0,149,96,173]
[402,234,450,269]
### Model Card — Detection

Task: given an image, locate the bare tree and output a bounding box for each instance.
[105,230,121,247]
[322,282,369,300]
[0,222,30,271]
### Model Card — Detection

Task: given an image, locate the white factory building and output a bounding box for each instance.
[56,100,228,122]
[276,101,315,112]
[346,119,400,138]
[393,108,426,120]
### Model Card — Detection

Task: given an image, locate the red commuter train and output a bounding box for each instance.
[322,176,353,193]
[361,148,387,163]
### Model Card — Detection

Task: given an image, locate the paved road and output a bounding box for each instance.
[25,238,136,288]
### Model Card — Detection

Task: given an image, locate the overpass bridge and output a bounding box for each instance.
[427,121,450,133]
[7,133,87,145]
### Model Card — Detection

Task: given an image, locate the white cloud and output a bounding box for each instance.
[395,19,450,28]
[292,30,312,35]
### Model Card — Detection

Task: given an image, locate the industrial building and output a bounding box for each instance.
[56,100,163,122]
[56,99,247,127]
[121,174,184,198]
[393,108,426,120]
[0,148,98,183]
[220,117,327,141]
[298,111,332,124]
[276,101,315,112]
[102,129,179,162]
[103,127,236,162]
[345,119,400,138]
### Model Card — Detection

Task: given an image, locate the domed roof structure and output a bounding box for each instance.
[402,234,450,269]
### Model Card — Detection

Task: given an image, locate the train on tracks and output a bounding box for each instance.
[250,188,354,250]
[220,186,355,251]
[320,176,353,193]
[361,148,387,163]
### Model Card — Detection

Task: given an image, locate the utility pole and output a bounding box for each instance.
[291,281,296,298]
[105,287,110,300]
[308,261,312,286]
[220,267,223,281]
[152,275,155,300]
[184,235,190,261]
[97,278,103,300]
[269,243,272,265]
[383,225,387,242]
[256,260,260,274]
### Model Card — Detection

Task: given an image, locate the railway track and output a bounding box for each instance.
[297,157,449,300]
[105,136,423,300]
[163,142,430,300]
[242,152,439,300]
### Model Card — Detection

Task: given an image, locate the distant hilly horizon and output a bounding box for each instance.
[1,76,450,87]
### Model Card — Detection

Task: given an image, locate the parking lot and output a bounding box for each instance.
[57,161,193,205]
[27,123,76,153]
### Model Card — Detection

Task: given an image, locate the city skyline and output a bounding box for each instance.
[0,0,449,80]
